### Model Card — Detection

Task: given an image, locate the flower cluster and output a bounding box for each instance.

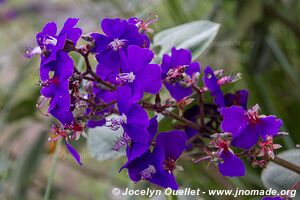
[27,17,289,198]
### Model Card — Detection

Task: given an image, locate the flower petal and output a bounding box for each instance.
[122,45,154,73]
[86,118,106,128]
[124,116,158,164]
[49,107,74,125]
[127,150,153,182]
[56,51,74,80]
[161,54,171,77]
[203,66,224,107]
[49,79,70,112]
[60,18,82,45]
[170,48,191,67]
[150,167,179,190]
[138,64,162,94]
[218,149,245,177]
[60,18,79,34]
[220,105,248,136]
[117,86,132,114]
[224,90,248,110]
[65,141,82,166]
[149,147,179,190]
[185,62,200,77]
[126,103,149,127]
[101,18,126,38]
[123,124,149,144]
[156,130,186,160]
[130,82,144,103]
[36,22,57,45]
[231,124,260,149]
[96,50,121,70]
[164,82,193,101]
[90,33,111,53]
[41,83,56,98]
[258,116,283,140]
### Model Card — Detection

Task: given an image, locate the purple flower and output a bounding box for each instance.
[34,18,81,81]
[207,136,245,177]
[29,18,82,125]
[27,18,82,65]
[112,86,150,143]
[125,130,186,190]
[220,105,283,149]
[40,51,74,125]
[224,90,248,110]
[203,66,225,107]
[91,18,150,70]
[118,45,162,102]
[161,48,200,101]
[121,116,158,169]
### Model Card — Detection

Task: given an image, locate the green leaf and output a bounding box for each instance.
[261,149,300,194]
[87,117,125,161]
[153,20,220,60]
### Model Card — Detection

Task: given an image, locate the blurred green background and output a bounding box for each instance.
[0,0,300,199]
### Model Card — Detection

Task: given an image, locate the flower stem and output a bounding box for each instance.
[199,92,205,128]
[162,110,200,130]
[271,156,300,174]
[83,53,116,90]
[43,139,62,200]
[155,93,161,107]
[74,48,116,90]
